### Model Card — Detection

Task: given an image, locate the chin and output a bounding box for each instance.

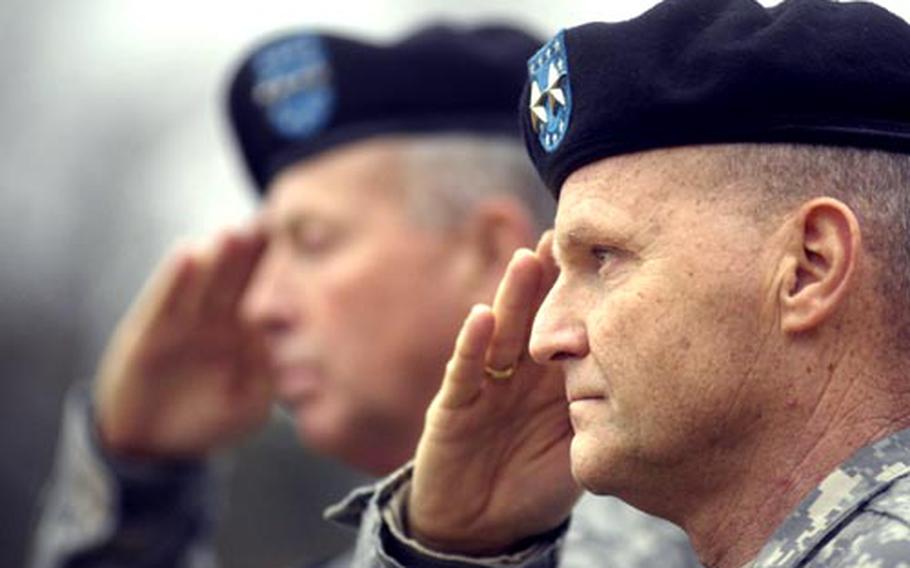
[288,406,373,466]
[287,403,340,450]
[570,430,635,496]
[570,433,604,488]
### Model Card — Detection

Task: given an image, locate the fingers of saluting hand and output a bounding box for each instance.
[141,225,267,326]
[197,225,267,319]
[437,248,544,410]
[138,243,197,325]
[534,230,558,302]
[438,303,495,409]
[484,248,543,374]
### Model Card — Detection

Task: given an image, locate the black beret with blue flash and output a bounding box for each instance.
[521,0,910,197]
[227,24,541,193]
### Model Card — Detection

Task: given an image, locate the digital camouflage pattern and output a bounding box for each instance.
[337,429,910,568]
[752,427,910,568]
[29,389,216,568]
[326,462,704,568]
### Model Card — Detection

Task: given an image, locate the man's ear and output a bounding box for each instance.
[778,197,861,333]
[459,198,537,295]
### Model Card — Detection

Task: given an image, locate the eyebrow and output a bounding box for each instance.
[552,224,602,267]
[555,222,624,249]
[565,225,606,244]
[553,213,646,265]
[263,212,317,239]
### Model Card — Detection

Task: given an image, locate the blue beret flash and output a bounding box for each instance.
[528,31,573,153]
[250,34,334,141]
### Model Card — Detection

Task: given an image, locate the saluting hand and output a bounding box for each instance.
[408,231,581,555]
[95,225,274,460]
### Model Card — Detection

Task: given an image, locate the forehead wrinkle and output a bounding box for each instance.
[566,147,736,229]
[554,147,743,260]
[556,188,660,251]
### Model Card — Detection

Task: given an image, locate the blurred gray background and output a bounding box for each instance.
[4,0,908,566]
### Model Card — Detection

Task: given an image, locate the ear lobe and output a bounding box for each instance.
[780,198,860,333]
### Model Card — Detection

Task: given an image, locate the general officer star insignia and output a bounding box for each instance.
[528,31,572,152]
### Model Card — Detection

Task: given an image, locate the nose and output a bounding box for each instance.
[241,245,300,337]
[529,277,589,364]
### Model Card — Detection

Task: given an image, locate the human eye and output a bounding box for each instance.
[590,245,622,273]
[290,220,341,257]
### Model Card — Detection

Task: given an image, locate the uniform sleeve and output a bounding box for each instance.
[325,462,565,568]
[28,384,219,568]
[326,463,707,568]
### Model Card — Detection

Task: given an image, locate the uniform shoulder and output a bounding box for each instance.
[816,475,910,567]
[867,474,910,524]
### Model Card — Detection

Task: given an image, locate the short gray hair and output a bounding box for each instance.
[712,143,910,345]
[397,134,555,235]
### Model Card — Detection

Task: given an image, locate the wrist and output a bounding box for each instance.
[406,495,525,556]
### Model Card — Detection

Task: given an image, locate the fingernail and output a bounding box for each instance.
[513,247,533,261]
[471,303,489,315]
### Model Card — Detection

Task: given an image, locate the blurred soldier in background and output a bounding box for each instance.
[31,24,700,567]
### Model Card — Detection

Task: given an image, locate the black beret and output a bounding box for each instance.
[520,0,910,197]
[227,24,541,193]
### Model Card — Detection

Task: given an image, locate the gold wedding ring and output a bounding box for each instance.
[484,363,516,380]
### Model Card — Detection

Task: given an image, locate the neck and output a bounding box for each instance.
[681,424,874,567]
[639,358,909,567]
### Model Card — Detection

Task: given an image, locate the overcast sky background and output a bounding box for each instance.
[4,1,910,566]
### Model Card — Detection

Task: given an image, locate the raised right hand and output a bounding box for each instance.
[407,231,582,555]
[95,225,273,460]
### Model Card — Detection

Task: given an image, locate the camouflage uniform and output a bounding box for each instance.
[347,428,910,568]
[29,389,218,568]
[29,389,702,568]
[327,464,701,568]
[752,427,910,567]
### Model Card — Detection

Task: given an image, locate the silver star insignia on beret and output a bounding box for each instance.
[530,62,568,134]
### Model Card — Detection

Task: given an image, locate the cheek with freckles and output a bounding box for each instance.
[578,251,768,479]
